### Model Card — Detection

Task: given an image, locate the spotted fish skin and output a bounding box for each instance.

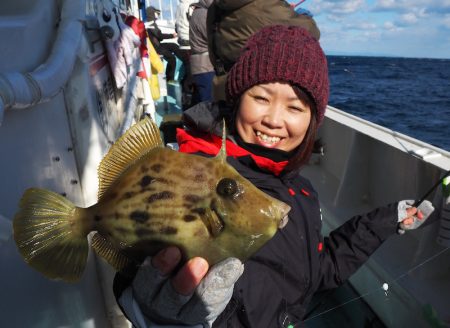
[13,117,290,282]
[89,147,290,265]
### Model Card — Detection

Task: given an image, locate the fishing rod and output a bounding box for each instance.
[302,169,450,324]
[413,169,450,207]
[301,169,450,324]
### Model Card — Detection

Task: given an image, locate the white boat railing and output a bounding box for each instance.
[325,105,450,169]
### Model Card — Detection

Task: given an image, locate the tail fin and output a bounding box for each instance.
[13,188,89,282]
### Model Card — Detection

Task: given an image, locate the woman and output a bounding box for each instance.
[115,25,433,328]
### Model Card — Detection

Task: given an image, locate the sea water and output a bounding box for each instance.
[327,56,450,151]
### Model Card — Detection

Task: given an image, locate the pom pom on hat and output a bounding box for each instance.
[226,25,329,125]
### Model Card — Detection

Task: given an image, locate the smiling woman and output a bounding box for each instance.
[113,24,434,328]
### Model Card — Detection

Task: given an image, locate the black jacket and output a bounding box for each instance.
[145,8,174,51]
[181,102,399,327]
[114,102,399,327]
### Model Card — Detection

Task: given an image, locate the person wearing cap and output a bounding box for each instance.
[146,6,184,84]
[114,25,434,328]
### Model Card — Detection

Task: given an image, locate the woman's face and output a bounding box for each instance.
[235,82,312,152]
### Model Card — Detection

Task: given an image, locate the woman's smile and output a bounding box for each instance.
[255,130,282,148]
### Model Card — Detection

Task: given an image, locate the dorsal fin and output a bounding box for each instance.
[215,119,227,163]
[97,117,164,198]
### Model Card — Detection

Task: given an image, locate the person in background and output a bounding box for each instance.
[175,0,197,49]
[188,0,215,105]
[206,0,321,101]
[114,26,434,327]
[145,6,183,84]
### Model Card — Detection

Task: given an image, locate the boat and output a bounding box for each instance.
[302,107,450,327]
[0,0,449,327]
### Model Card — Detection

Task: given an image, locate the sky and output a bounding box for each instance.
[154,0,450,59]
[287,0,450,59]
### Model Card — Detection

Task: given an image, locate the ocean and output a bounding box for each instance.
[327,56,450,151]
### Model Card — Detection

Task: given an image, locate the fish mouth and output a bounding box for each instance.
[201,207,224,237]
[277,202,291,229]
[278,214,289,229]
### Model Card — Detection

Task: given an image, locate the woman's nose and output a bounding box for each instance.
[262,105,283,127]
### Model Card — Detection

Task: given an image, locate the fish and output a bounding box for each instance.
[13,117,291,282]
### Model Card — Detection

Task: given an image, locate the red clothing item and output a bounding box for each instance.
[125,16,148,58]
[125,15,148,79]
[176,128,289,176]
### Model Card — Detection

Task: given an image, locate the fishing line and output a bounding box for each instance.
[302,169,449,321]
[303,246,450,323]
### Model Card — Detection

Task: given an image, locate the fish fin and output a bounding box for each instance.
[91,232,134,271]
[13,188,89,282]
[98,117,164,199]
[202,208,224,237]
[215,119,227,163]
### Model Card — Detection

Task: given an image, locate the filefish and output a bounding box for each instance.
[13,117,290,282]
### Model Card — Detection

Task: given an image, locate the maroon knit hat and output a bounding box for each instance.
[226,25,329,125]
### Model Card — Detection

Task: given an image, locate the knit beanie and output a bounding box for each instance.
[226,25,329,124]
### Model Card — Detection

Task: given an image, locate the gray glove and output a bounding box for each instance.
[397,199,434,234]
[131,257,244,327]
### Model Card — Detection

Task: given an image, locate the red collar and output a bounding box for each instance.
[176,129,289,176]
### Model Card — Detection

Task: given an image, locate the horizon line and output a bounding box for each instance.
[325,52,450,60]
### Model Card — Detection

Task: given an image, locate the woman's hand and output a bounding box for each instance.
[131,246,244,327]
[151,246,209,296]
[397,200,434,234]
[400,206,423,227]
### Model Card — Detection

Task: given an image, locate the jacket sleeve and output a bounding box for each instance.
[147,25,173,41]
[316,203,399,290]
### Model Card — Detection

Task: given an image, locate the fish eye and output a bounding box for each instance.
[216,178,238,197]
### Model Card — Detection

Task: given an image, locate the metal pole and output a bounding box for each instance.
[169,0,174,23]
[158,0,163,19]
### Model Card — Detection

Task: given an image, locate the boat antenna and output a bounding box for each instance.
[292,0,307,8]
[414,169,450,207]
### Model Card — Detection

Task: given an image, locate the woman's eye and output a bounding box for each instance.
[253,95,268,103]
[216,178,239,197]
[289,106,305,112]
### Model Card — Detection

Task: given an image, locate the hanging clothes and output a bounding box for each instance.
[125,15,149,79]
[103,19,141,89]
[125,15,161,119]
